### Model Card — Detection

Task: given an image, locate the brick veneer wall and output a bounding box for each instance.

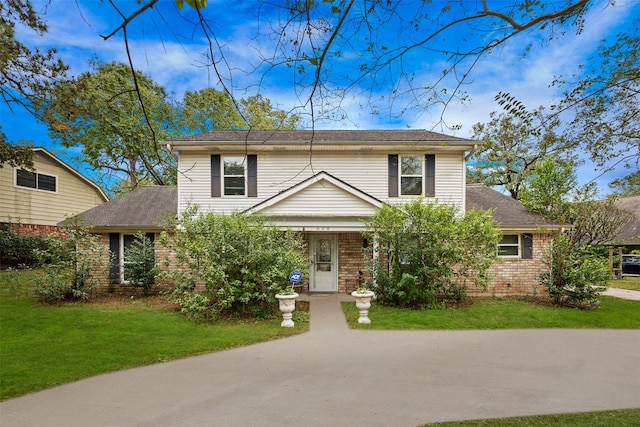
[337,233,369,293]
[10,223,67,237]
[88,231,551,297]
[467,232,551,297]
[90,232,176,295]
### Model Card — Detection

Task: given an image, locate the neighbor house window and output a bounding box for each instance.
[400,155,423,196]
[223,156,246,196]
[15,169,57,192]
[498,235,520,257]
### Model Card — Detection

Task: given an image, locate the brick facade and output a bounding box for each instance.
[8,223,67,237]
[467,233,550,297]
[90,231,552,297]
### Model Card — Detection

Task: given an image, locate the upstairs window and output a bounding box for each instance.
[223,156,246,196]
[400,155,423,196]
[211,154,257,198]
[16,169,57,192]
[388,154,435,198]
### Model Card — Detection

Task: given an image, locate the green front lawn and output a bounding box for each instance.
[424,408,640,426]
[0,270,308,401]
[610,275,640,291]
[343,296,640,329]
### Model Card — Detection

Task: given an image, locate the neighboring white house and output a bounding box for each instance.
[0,147,108,234]
[77,129,557,296]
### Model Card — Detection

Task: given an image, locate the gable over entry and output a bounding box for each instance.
[248,171,382,232]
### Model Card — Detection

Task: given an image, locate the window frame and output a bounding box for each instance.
[399,155,424,196]
[15,169,58,193]
[118,233,155,283]
[498,234,520,258]
[222,155,247,197]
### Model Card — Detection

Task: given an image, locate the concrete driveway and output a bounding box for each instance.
[1,294,639,427]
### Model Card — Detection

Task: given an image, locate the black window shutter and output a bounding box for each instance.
[522,233,533,259]
[425,154,435,197]
[109,233,120,284]
[247,154,257,197]
[145,232,156,284]
[211,154,221,198]
[388,154,398,197]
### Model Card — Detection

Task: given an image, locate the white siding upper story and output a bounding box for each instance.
[175,150,468,224]
[0,148,108,226]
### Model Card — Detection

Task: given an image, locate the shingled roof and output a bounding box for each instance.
[608,195,640,245]
[73,183,551,231]
[167,129,473,145]
[465,184,554,229]
[68,186,177,230]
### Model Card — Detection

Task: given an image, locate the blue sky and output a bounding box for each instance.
[1,0,638,194]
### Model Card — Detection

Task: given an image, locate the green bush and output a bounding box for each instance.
[32,221,106,303]
[123,232,156,295]
[160,208,307,319]
[540,236,610,309]
[363,199,500,308]
[0,229,50,268]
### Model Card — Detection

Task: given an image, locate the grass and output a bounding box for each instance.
[610,275,640,291]
[343,295,640,329]
[423,408,640,426]
[0,270,308,401]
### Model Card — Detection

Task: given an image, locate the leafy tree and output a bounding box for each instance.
[540,236,610,309]
[521,156,632,246]
[95,1,597,128]
[363,199,500,307]
[239,95,299,130]
[520,156,577,222]
[554,31,639,186]
[0,0,67,115]
[0,127,33,170]
[609,171,640,197]
[468,106,575,200]
[178,89,299,133]
[160,208,307,319]
[521,156,629,308]
[38,61,177,191]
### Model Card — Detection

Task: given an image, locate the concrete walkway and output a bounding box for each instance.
[2,294,639,427]
[603,287,640,301]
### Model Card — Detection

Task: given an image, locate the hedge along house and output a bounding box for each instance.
[159,129,559,296]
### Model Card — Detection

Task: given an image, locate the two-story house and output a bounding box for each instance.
[1,147,108,235]
[78,130,556,296]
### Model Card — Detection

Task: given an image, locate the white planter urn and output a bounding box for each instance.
[351,290,375,324]
[275,293,299,327]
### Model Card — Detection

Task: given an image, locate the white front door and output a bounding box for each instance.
[310,235,338,292]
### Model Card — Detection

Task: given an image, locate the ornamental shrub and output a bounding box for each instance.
[363,199,500,308]
[540,235,610,309]
[32,219,106,303]
[160,208,307,319]
[0,229,50,268]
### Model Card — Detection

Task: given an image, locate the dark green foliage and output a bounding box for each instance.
[0,228,50,268]
[160,209,307,319]
[123,232,156,295]
[540,236,610,309]
[363,199,500,308]
[31,220,106,303]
